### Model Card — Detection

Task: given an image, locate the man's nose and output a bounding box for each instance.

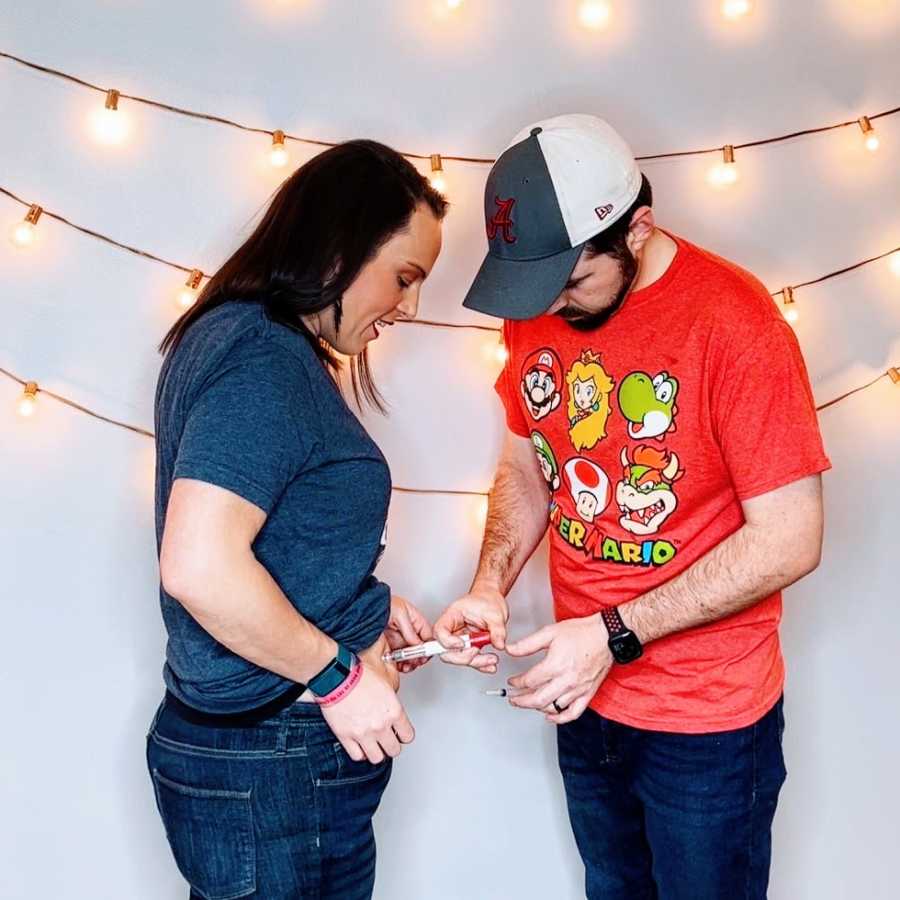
[546,294,567,315]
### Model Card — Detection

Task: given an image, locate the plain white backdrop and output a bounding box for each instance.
[2,2,899,897]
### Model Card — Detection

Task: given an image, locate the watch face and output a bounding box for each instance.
[610,631,643,664]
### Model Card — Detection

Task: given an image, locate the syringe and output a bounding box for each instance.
[383,630,492,662]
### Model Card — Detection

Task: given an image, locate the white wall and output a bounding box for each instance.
[2,2,899,897]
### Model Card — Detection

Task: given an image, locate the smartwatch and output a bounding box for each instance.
[307,644,356,698]
[600,607,643,664]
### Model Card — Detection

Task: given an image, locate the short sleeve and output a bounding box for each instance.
[493,323,530,438]
[712,319,831,500]
[173,345,316,513]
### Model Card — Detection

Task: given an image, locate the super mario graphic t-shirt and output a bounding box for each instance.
[495,233,831,733]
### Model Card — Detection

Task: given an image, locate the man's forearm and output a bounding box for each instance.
[618,520,820,646]
[472,457,549,596]
[168,548,338,685]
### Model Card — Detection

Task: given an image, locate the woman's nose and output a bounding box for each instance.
[397,289,420,320]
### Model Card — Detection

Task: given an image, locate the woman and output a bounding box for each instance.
[146,140,446,899]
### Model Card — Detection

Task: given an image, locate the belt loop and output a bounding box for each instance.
[275,716,289,755]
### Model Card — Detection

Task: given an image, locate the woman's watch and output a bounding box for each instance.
[307,644,356,697]
[600,607,643,664]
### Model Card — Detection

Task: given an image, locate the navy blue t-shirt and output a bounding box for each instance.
[154,300,392,713]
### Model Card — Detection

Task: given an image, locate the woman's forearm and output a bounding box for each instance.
[164,546,338,685]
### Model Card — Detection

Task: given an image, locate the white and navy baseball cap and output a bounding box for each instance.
[463,114,643,320]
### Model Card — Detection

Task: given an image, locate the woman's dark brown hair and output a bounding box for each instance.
[159,139,448,410]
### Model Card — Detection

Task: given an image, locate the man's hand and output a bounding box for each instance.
[385,595,434,674]
[433,584,508,674]
[322,634,414,764]
[505,616,613,724]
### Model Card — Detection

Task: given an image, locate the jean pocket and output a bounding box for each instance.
[317,741,392,787]
[151,769,256,900]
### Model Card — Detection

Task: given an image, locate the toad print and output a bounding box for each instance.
[563,457,610,523]
[616,444,685,535]
[521,348,563,422]
[565,350,615,452]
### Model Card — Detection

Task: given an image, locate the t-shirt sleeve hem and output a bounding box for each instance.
[173,458,278,513]
[734,457,832,502]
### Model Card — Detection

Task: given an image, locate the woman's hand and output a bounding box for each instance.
[321,635,414,764]
[384,595,434,674]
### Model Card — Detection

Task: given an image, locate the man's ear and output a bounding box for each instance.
[626,206,655,255]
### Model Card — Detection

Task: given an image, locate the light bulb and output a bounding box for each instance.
[782,286,799,323]
[721,0,752,20]
[90,89,129,146]
[429,154,447,193]
[177,270,204,309]
[473,496,489,531]
[579,0,611,29]
[889,251,900,277]
[9,204,42,248]
[707,145,739,188]
[270,130,289,168]
[446,0,463,8]
[17,382,38,418]
[858,116,879,152]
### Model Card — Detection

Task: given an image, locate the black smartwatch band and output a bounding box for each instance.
[600,606,644,665]
[307,644,356,697]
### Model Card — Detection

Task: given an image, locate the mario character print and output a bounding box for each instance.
[563,457,611,523]
[616,445,685,535]
[617,370,679,440]
[531,431,561,493]
[521,348,563,422]
[565,349,615,452]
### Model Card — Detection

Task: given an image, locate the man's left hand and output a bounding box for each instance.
[505,616,613,724]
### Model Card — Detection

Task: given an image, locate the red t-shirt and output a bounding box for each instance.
[495,233,831,733]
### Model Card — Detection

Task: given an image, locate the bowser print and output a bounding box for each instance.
[565,349,615,452]
[521,348,563,422]
[616,444,685,535]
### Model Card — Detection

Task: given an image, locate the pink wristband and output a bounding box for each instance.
[315,659,363,707]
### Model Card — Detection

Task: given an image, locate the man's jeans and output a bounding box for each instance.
[557,696,786,900]
[146,693,391,900]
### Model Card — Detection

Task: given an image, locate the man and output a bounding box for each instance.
[435,114,830,899]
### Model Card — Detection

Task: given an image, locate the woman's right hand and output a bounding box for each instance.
[320,642,413,764]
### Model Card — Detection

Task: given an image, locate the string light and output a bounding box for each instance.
[9,203,42,248]
[176,269,204,309]
[721,0,752,20]
[858,116,880,152]
[445,0,463,8]
[890,251,900,277]
[578,0,612,29]
[482,335,509,365]
[428,154,447,194]
[270,129,290,167]
[17,381,39,418]
[782,286,799,323]
[707,144,739,188]
[890,367,900,385]
[90,88,129,146]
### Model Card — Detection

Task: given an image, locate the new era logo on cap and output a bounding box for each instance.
[463,114,642,320]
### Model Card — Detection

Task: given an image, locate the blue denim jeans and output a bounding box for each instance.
[146,693,392,900]
[557,696,786,900]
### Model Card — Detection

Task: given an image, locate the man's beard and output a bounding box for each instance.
[556,248,638,332]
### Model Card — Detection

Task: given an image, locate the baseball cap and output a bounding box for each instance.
[462,114,642,320]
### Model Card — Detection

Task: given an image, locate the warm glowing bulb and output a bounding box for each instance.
[473,496,489,531]
[889,251,900,277]
[865,132,880,152]
[579,0,611,29]
[721,0,752,20]
[707,145,739,188]
[429,154,447,194]
[90,90,129,146]
[495,344,509,364]
[446,0,462,8]
[784,306,800,324]
[9,220,35,247]
[782,287,798,323]
[270,130,289,168]
[177,270,204,309]
[17,383,38,417]
[859,116,879,152]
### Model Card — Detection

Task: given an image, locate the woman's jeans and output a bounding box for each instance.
[146,693,392,900]
[557,696,787,900]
